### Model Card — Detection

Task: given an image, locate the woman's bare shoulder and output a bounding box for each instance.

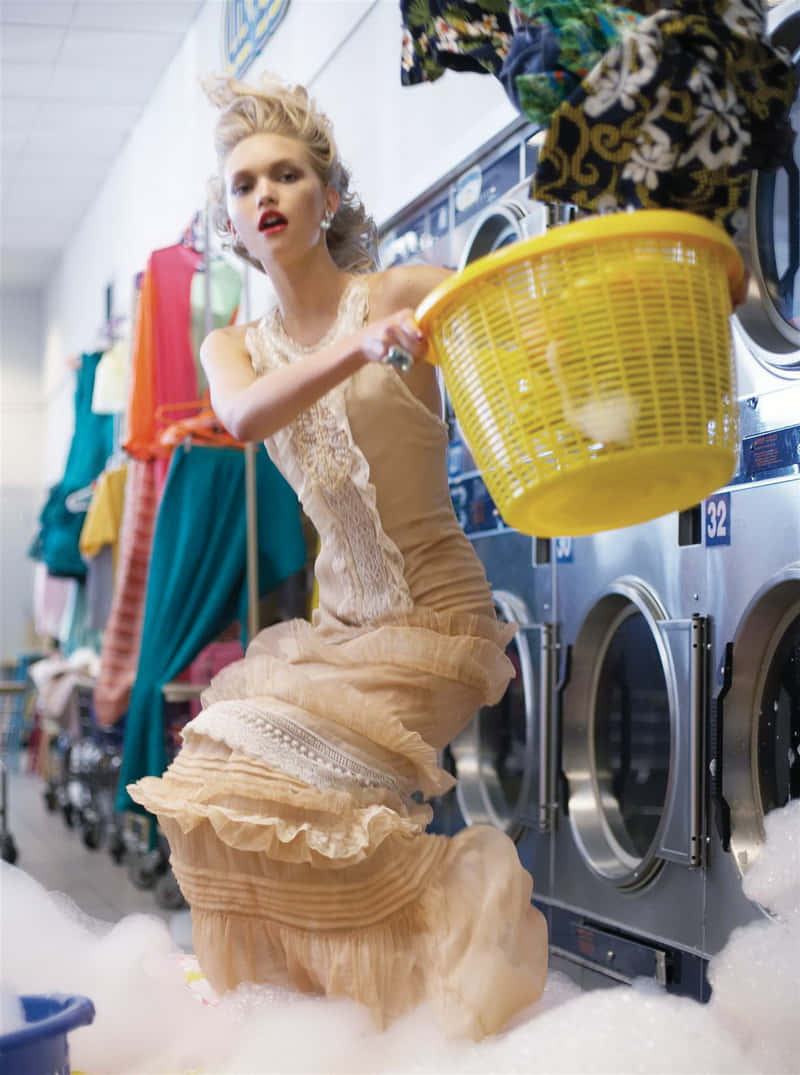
[367,264,453,317]
[211,319,261,344]
[201,319,264,377]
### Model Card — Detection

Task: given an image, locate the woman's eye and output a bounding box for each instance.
[280,172,298,182]
[232,184,250,195]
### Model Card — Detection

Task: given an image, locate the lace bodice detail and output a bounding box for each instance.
[245,277,413,627]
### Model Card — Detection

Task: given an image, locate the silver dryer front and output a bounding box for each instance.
[703,0,800,955]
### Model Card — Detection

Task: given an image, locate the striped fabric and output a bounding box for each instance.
[94,459,158,726]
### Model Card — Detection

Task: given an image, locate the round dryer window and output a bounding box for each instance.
[722,571,800,875]
[563,583,676,889]
[736,0,800,365]
[757,610,800,815]
[593,608,671,862]
[450,590,540,838]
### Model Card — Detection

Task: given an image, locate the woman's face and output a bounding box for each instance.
[224,131,337,270]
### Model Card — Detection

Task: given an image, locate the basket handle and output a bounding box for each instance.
[382,346,415,373]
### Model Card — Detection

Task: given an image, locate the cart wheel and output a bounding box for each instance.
[108,832,126,864]
[43,787,57,812]
[82,820,102,851]
[127,850,166,890]
[1,834,18,865]
[154,869,187,911]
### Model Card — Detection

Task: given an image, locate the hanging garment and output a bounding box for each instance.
[79,465,128,634]
[84,546,114,633]
[499,1,641,125]
[94,459,159,726]
[401,0,513,85]
[30,353,114,580]
[91,338,129,415]
[57,580,101,657]
[156,399,244,451]
[189,258,242,393]
[32,562,73,640]
[116,442,306,812]
[184,638,247,720]
[532,0,799,234]
[124,243,202,461]
[79,465,128,573]
[129,276,548,1040]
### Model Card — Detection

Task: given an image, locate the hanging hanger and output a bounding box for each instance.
[155,397,245,451]
[65,484,96,514]
[180,209,205,254]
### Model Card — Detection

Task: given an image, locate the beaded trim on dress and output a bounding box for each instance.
[186,701,406,795]
[245,276,414,625]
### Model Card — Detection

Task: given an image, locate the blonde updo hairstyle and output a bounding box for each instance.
[205,74,378,274]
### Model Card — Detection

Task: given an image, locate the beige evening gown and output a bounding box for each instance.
[129,275,548,1040]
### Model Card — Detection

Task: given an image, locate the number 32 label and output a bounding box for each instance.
[705,492,731,546]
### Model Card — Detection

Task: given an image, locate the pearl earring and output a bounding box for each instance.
[321,210,333,231]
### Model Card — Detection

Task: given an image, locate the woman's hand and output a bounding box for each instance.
[357,308,427,365]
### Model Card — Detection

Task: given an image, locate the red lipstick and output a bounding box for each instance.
[259,211,287,233]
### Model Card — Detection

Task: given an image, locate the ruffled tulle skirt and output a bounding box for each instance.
[129,607,549,1039]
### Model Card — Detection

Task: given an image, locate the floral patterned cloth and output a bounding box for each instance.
[531,0,798,235]
[499,1,642,125]
[400,0,513,84]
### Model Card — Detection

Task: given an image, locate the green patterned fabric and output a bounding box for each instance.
[401,0,513,85]
[532,0,798,235]
[501,1,641,125]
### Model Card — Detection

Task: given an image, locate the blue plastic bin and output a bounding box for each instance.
[0,994,95,1075]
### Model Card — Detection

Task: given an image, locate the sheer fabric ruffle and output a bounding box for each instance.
[131,737,548,1040]
[128,605,550,1039]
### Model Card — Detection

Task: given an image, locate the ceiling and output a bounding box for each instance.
[1,0,206,290]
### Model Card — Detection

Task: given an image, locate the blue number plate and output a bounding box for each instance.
[705,492,731,546]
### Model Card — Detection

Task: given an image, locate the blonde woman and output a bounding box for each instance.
[130,75,548,1040]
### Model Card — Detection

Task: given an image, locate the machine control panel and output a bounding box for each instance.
[739,423,800,481]
[448,471,507,538]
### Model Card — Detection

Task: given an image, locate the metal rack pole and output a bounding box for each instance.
[242,264,259,642]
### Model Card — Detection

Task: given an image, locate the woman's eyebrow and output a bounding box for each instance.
[268,157,304,171]
[229,159,303,185]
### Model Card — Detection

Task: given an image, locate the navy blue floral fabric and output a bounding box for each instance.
[531,0,798,235]
[400,0,513,84]
[499,2,641,125]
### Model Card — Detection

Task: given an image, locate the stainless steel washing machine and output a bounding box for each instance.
[441,132,558,900]
[732,0,800,399]
[380,129,560,891]
[549,512,712,996]
[703,0,800,954]
[546,0,800,994]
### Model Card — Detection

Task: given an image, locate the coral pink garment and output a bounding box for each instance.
[94,459,158,726]
[185,639,245,720]
[124,244,201,463]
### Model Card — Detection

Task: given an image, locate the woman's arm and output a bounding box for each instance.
[201,308,426,442]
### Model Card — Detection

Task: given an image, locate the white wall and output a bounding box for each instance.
[0,288,46,661]
[42,0,518,461]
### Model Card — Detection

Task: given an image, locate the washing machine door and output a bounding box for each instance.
[735,0,800,370]
[721,567,800,875]
[457,183,547,270]
[449,590,555,838]
[562,581,708,889]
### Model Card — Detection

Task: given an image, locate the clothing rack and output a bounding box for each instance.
[200,202,260,643]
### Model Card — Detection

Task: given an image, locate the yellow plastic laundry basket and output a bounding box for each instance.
[416,210,744,537]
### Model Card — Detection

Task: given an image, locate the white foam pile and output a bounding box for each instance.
[2,800,799,1074]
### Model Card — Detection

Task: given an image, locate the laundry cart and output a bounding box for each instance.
[123,680,205,909]
[0,681,26,864]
